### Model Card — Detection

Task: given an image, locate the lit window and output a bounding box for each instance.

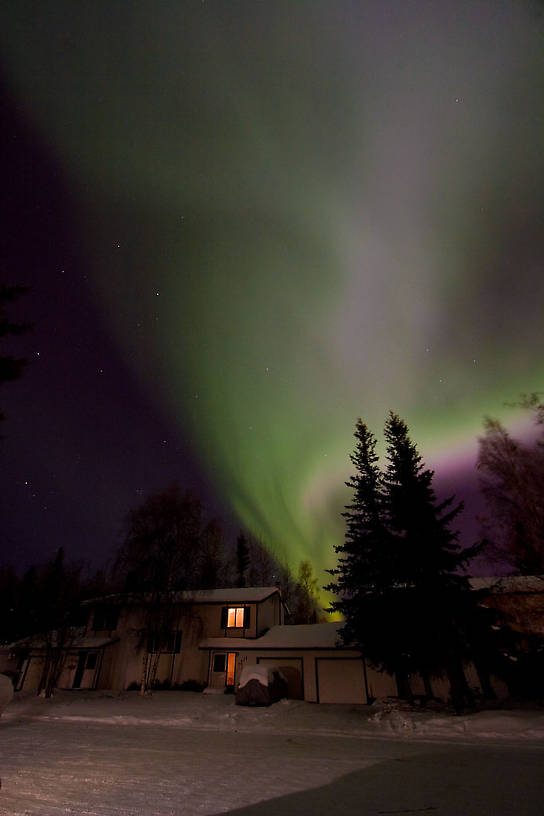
[221,606,250,629]
[227,607,245,627]
[226,652,236,686]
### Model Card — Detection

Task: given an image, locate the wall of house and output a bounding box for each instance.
[117,630,147,689]
[256,595,283,634]
[79,595,282,690]
[96,644,119,690]
[57,651,78,689]
[19,655,44,691]
[94,604,212,690]
[192,601,258,639]
[174,613,208,684]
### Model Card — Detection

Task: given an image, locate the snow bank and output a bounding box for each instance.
[3,689,543,743]
[365,698,544,741]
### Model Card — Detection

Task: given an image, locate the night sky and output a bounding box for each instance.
[1,1,543,578]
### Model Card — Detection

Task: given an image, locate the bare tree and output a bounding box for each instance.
[115,484,202,695]
[246,536,281,586]
[35,549,83,697]
[199,519,224,589]
[478,395,544,575]
[291,560,321,624]
[235,532,250,588]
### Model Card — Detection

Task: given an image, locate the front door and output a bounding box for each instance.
[73,652,87,688]
[225,652,236,688]
[210,652,237,690]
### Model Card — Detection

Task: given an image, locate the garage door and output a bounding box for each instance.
[316,658,366,704]
[257,657,303,699]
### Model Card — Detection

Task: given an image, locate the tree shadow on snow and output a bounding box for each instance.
[217,746,544,816]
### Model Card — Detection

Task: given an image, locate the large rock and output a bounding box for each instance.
[0,674,14,715]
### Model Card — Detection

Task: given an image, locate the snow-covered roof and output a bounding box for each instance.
[7,636,118,651]
[201,622,347,651]
[83,586,282,606]
[469,576,544,594]
[174,587,281,604]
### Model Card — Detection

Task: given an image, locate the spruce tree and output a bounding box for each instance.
[382,412,479,707]
[325,419,396,678]
[327,413,484,707]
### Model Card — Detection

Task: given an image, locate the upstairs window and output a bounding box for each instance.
[228,607,244,627]
[92,606,119,631]
[221,606,250,629]
[147,630,182,654]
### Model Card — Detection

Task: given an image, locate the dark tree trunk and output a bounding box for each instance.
[395,670,412,700]
[421,671,433,698]
[37,648,52,696]
[474,658,496,700]
[45,650,64,698]
[446,660,473,712]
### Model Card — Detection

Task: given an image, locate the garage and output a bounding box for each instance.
[316,657,367,704]
[202,622,368,703]
[257,657,304,699]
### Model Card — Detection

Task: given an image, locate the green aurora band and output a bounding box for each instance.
[2,1,543,574]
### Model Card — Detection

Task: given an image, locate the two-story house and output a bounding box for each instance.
[11,587,289,695]
[8,584,387,703]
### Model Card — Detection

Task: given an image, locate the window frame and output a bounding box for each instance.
[147,629,182,654]
[213,653,226,673]
[92,605,119,632]
[227,607,245,628]
[221,605,251,630]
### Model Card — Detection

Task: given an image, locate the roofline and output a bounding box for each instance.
[7,638,120,653]
[82,587,283,606]
[198,644,359,652]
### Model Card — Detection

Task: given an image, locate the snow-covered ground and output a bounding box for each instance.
[1,691,543,815]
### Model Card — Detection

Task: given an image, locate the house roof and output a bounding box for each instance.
[469,576,544,594]
[200,622,348,651]
[7,635,118,651]
[83,586,282,606]
[173,587,282,604]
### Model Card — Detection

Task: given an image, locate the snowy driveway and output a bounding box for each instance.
[1,692,543,815]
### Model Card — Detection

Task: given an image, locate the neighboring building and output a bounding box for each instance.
[469,576,544,636]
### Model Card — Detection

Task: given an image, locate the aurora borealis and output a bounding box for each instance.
[1,1,544,575]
